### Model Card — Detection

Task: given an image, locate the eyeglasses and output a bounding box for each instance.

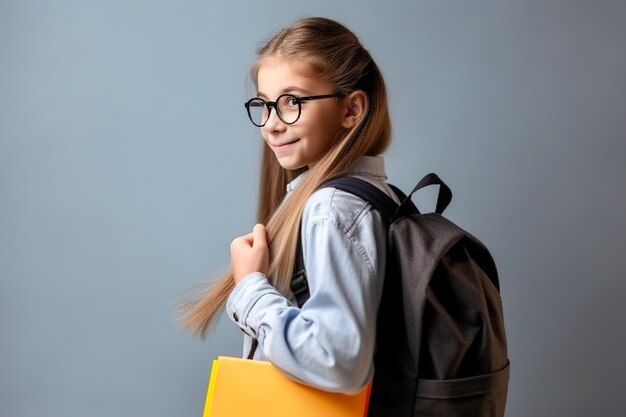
[244,93,344,127]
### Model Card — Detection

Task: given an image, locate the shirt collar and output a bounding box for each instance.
[286,156,388,194]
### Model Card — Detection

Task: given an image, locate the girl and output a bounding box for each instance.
[180,16,397,394]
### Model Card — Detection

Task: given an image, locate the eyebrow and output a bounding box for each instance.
[257,86,313,99]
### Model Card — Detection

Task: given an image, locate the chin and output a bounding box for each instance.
[279,163,306,171]
[276,158,306,171]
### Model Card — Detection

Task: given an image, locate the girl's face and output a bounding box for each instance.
[256,59,346,170]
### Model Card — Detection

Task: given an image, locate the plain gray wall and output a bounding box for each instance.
[1,1,625,416]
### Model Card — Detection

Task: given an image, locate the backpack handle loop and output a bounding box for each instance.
[401,173,453,215]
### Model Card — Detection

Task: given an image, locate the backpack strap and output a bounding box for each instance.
[291,236,310,309]
[323,177,403,222]
[402,172,452,215]
[290,173,452,308]
[324,173,451,218]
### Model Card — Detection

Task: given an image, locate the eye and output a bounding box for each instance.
[284,95,299,107]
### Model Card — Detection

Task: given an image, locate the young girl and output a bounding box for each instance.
[180,16,397,394]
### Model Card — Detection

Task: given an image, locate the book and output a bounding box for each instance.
[203,356,371,417]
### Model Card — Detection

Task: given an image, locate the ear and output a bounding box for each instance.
[341,90,367,129]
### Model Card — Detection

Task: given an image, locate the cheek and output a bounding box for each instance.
[319,115,345,142]
[321,106,345,134]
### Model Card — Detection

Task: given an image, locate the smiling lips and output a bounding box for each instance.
[270,139,299,152]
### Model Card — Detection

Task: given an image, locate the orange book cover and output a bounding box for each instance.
[203,356,371,417]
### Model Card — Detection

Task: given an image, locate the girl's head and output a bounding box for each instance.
[250,17,391,173]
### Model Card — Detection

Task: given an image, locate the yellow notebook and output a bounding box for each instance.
[203,356,371,417]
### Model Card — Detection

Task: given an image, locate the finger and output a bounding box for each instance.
[252,224,268,249]
[231,233,254,250]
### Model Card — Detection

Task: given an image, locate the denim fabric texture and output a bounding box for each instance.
[226,156,397,393]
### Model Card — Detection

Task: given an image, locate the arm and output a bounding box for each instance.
[227,191,385,393]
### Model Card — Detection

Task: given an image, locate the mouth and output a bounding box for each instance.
[270,139,299,152]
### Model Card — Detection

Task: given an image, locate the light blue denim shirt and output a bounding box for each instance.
[226,156,398,394]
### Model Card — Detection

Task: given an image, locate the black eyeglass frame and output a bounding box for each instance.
[244,93,345,127]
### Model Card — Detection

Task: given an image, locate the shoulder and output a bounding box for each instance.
[300,181,390,279]
[302,185,377,238]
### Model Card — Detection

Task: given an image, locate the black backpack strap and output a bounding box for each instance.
[291,232,310,308]
[290,173,452,307]
[290,177,403,308]
[401,172,452,215]
[322,177,403,223]
[325,174,451,219]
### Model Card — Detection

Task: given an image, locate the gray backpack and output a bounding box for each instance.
[291,173,510,417]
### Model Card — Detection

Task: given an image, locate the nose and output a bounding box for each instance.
[263,107,287,133]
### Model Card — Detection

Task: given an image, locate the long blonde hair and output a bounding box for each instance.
[178,17,392,338]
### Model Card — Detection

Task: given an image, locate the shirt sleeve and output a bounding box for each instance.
[226,190,384,394]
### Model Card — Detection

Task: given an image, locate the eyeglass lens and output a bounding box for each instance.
[247,95,300,127]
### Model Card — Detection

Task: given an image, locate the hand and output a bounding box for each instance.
[230,224,270,284]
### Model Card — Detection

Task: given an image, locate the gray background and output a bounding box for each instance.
[1,1,625,416]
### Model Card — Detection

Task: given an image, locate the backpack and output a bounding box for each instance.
[290,173,510,417]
